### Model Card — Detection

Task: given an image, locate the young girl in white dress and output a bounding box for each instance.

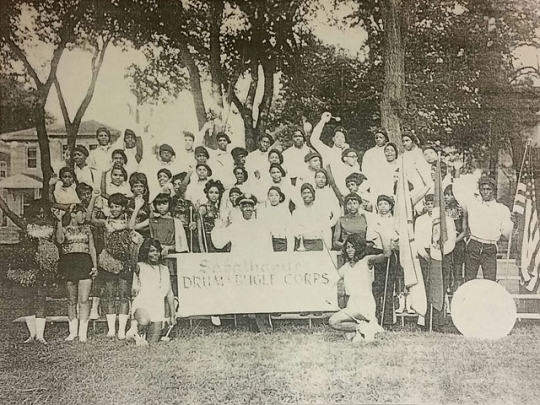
[329,233,390,342]
[129,238,176,345]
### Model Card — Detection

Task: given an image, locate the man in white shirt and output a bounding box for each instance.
[231,147,248,168]
[361,129,388,184]
[464,176,513,282]
[73,145,99,189]
[88,127,114,173]
[175,131,197,173]
[331,147,363,197]
[212,194,272,254]
[212,193,273,332]
[111,128,143,175]
[213,133,234,168]
[310,112,349,170]
[282,128,313,185]
[297,151,323,187]
[245,133,273,181]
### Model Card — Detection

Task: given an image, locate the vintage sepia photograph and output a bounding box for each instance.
[1,0,540,404]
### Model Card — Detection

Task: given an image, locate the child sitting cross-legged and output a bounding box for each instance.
[128,238,176,345]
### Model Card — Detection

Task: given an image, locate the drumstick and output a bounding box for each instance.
[189,206,194,253]
[161,324,174,342]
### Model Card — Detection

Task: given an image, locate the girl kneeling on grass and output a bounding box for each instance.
[56,204,98,342]
[130,238,176,345]
[329,233,390,342]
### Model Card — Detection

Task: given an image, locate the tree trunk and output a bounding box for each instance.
[179,45,207,130]
[257,61,275,135]
[209,0,224,115]
[66,124,77,169]
[381,0,406,147]
[34,101,52,201]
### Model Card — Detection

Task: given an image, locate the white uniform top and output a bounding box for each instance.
[361,145,386,183]
[370,159,398,200]
[258,203,294,241]
[88,145,113,173]
[245,149,269,181]
[465,198,512,243]
[75,164,99,189]
[282,144,313,179]
[211,214,273,255]
[132,262,171,322]
[54,183,80,205]
[185,178,209,207]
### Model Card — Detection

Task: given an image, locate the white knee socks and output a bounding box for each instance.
[79,320,89,342]
[90,297,100,320]
[65,318,78,341]
[106,314,116,337]
[35,318,47,344]
[24,315,36,343]
[118,314,129,340]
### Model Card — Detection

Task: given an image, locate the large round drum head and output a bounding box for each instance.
[451,279,517,340]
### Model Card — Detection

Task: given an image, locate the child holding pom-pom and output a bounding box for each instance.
[87,189,137,339]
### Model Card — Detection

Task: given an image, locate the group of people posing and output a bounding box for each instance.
[11,111,513,344]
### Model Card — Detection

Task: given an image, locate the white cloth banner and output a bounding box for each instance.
[171,252,340,316]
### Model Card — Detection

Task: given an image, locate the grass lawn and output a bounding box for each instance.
[1,245,540,404]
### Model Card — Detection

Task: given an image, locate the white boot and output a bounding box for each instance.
[135,333,148,346]
[79,320,89,342]
[405,294,414,314]
[90,297,100,320]
[65,318,79,341]
[106,314,116,337]
[24,315,36,343]
[126,320,138,341]
[118,314,129,340]
[35,318,47,344]
[352,323,366,343]
[445,294,451,315]
[395,294,405,314]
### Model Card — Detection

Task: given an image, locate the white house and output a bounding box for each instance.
[0,120,120,244]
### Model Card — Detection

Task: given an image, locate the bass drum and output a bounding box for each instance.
[451,279,517,340]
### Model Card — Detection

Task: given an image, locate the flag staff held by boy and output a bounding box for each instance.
[511,140,540,293]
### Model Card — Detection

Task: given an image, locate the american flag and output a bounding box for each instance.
[513,144,540,292]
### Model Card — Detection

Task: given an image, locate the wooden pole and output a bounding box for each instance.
[505,141,529,288]
[380,257,391,326]
[429,303,433,333]
[189,207,194,253]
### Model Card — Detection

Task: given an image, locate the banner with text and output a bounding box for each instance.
[171,252,340,316]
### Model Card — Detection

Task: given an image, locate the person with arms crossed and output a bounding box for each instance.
[463,176,513,282]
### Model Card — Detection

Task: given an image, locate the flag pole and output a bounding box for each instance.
[320,232,340,273]
[189,207,194,253]
[505,140,530,289]
[380,257,391,326]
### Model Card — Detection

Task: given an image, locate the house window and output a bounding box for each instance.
[27,147,37,169]
[0,161,6,178]
[0,211,6,227]
[62,144,69,160]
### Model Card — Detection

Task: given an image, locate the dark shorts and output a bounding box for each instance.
[100,266,133,283]
[295,238,323,251]
[59,253,93,282]
[272,237,287,252]
[452,240,466,266]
